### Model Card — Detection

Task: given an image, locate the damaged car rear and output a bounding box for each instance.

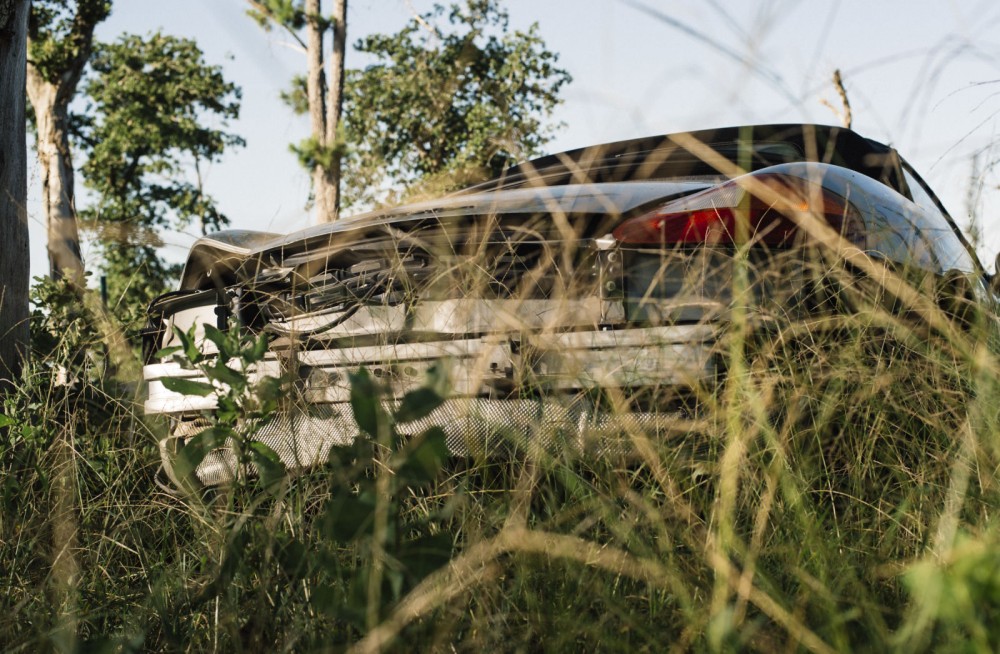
[142,124,993,486]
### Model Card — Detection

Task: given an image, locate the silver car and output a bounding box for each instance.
[143,124,994,485]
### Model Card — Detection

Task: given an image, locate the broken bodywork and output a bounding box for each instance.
[143,124,987,485]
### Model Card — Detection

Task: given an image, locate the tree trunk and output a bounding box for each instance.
[0,0,30,392]
[26,74,85,282]
[304,0,347,223]
[304,0,333,221]
[25,0,106,284]
[324,0,347,220]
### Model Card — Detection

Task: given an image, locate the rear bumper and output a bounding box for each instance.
[145,324,718,484]
[172,398,701,485]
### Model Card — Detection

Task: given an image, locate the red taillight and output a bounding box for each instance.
[612,173,858,247]
[612,205,801,246]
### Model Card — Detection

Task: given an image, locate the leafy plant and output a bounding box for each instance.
[157,323,286,489]
[151,327,458,647]
[307,366,455,632]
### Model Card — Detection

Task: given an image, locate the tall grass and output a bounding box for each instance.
[3,209,1000,654]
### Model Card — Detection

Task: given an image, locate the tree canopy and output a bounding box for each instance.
[27,0,110,81]
[340,0,571,208]
[76,32,243,317]
[271,0,571,210]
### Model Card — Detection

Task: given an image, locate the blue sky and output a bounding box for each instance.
[26,0,1000,280]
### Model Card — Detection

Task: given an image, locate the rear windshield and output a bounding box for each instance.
[497,142,806,188]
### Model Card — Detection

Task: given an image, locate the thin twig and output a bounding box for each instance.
[832,68,852,129]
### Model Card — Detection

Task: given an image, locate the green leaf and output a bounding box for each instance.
[202,324,232,359]
[276,537,309,583]
[326,437,373,475]
[160,376,215,397]
[309,582,344,617]
[173,325,202,364]
[255,375,287,403]
[249,440,286,487]
[215,395,240,424]
[204,359,245,390]
[321,493,376,544]
[394,387,445,423]
[248,439,281,463]
[0,415,16,428]
[425,362,451,398]
[396,427,449,486]
[398,532,454,584]
[349,368,389,437]
[246,333,269,363]
[173,426,232,482]
[153,345,182,360]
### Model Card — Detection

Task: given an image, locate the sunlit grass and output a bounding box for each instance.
[4,185,1000,654]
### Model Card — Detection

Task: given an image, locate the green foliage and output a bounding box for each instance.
[76,32,243,321]
[291,132,343,171]
[29,273,108,376]
[245,1,340,55]
[265,0,572,209]
[145,336,457,646]
[1,276,124,470]
[314,368,454,629]
[341,0,571,207]
[27,0,111,81]
[6,263,1000,650]
[278,72,310,115]
[904,531,1000,651]
[160,323,287,490]
[246,0,309,33]
[0,276,149,649]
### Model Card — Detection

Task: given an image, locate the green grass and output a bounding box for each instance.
[3,268,1000,653]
